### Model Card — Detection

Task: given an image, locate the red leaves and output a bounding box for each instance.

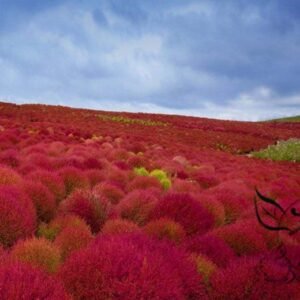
[0,102,299,298]
[60,234,206,299]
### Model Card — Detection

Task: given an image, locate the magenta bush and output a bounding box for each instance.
[28,170,65,203]
[210,256,298,299]
[21,180,56,222]
[117,190,159,226]
[184,233,236,267]
[0,186,36,247]
[151,193,214,235]
[93,181,125,204]
[0,261,70,299]
[60,234,206,299]
[59,189,111,233]
[59,167,90,196]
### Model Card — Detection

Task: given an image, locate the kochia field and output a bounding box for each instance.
[0,101,299,299]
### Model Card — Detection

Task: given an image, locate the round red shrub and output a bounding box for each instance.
[191,254,217,285]
[11,237,61,273]
[171,178,202,194]
[101,219,141,235]
[0,186,36,247]
[54,226,94,261]
[60,234,206,299]
[84,169,106,187]
[0,261,70,299]
[212,220,267,256]
[106,167,130,190]
[197,196,226,227]
[38,214,91,241]
[93,181,125,204]
[0,149,20,167]
[210,256,298,300]
[202,180,253,223]
[143,218,186,244]
[0,165,22,185]
[117,190,159,226]
[127,175,162,191]
[21,180,56,222]
[59,167,90,196]
[59,189,111,233]
[151,193,214,236]
[28,170,65,204]
[184,233,236,268]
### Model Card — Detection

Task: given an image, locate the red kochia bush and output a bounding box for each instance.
[151,193,214,236]
[184,233,236,268]
[54,226,94,261]
[21,180,56,222]
[101,219,141,235]
[38,214,91,241]
[210,256,298,300]
[0,261,70,299]
[117,190,159,226]
[0,165,22,185]
[212,220,267,256]
[93,181,125,204]
[59,190,110,233]
[28,170,65,204]
[0,186,36,247]
[201,180,253,223]
[11,237,61,273]
[59,167,90,196]
[143,218,186,244]
[127,175,162,191]
[60,234,206,299]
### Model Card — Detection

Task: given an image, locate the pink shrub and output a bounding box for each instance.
[184,233,236,268]
[202,180,253,223]
[93,181,125,204]
[127,175,162,191]
[60,234,206,299]
[21,180,56,222]
[117,190,159,226]
[151,193,214,236]
[193,172,220,189]
[28,170,65,203]
[11,237,61,273]
[59,167,90,196]
[143,218,186,244]
[101,219,141,235]
[0,261,70,299]
[106,167,130,190]
[212,220,267,256]
[197,196,226,227]
[0,186,36,247]
[24,153,53,170]
[127,154,148,168]
[171,178,202,193]
[82,157,103,169]
[59,189,110,233]
[0,149,20,167]
[38,214,91,241]
[54,226,94,261]
[0,165,22,185]
[210,256,298,299]
[84,169,106,187]
[191,254,217,285]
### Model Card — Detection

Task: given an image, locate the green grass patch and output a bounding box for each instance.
[96,114,168,126]
[267,115,300,122]
[250,138,300,162]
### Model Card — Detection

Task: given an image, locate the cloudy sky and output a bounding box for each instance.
[0,0,300,120]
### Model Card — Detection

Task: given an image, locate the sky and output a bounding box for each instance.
[0,0,300,121]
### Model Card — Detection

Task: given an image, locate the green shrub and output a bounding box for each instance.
[251,139,300,162]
